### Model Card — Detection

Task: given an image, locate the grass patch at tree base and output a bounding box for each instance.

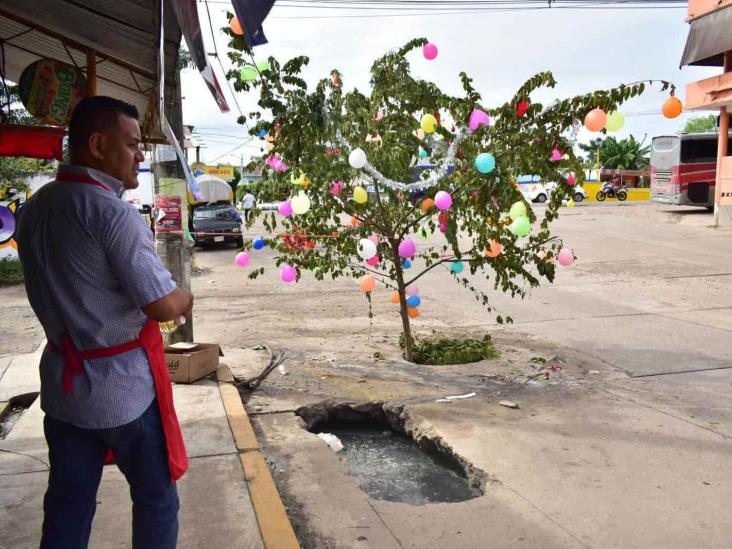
[0,258,24,286]
[400,333,499,365]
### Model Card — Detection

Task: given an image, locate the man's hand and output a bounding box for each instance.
[143,288,194,322]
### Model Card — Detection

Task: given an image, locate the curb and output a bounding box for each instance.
[217,365,300,549]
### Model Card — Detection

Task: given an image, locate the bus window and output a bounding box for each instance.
[681,138,732,163]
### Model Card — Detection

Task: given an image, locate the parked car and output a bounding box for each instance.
[545,181,588,202]
[519,182,550,203]
[189,203,243,247]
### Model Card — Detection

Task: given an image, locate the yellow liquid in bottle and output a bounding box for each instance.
[159,320,178,334]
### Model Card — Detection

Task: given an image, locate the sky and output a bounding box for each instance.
[181,2,721,167]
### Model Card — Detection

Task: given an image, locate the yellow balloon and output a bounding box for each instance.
[421,113,438,134]
[290,172,307,186]
[568,198,575,208]
[353,186,368,204]
[605,111,625,132]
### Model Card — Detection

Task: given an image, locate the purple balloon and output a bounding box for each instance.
[469,109,491,131]
[278,200,293,217]
[434,191,453,210]
[398,238,416,258]
[280,264,297,283]
[234,252,250,267]
[423,43,438,60]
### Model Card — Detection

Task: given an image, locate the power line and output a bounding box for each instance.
[203,0,248,125]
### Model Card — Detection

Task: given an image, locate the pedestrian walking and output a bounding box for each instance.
[17,96,193,549]
[242,190,255,222]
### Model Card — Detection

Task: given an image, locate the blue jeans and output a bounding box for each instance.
[41,400,179,549]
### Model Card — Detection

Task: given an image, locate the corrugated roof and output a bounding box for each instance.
[0,0,183,137]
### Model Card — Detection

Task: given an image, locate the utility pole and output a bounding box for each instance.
[152,69,194,343]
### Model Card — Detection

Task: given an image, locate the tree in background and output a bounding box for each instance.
[579,136,650,170]
[683,115,717,134]
[225,35,666,361]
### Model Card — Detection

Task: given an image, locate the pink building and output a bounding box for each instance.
[681,0,732,222]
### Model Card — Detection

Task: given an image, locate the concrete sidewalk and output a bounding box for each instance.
[0,343,298,549]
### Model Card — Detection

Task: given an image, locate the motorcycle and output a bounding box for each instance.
[596,182,627,202]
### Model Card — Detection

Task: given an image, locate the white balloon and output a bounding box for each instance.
[357,238,377,260]
[349,148,367,169]
[291,192,311,215]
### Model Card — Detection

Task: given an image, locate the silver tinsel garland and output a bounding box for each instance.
[336,127,470,193]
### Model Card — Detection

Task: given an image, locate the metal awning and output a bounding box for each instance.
[680,5,732,67]
[0,0,229,138]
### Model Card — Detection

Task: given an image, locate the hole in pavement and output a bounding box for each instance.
[0,392,38,440]
[297,401,485,505]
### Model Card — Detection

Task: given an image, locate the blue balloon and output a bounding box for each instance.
[406,295,421,308]
[450,261,464,274]
[475,152,496,174]
[418,148,428,159]
[257,129,267,138]
[252,237,266,250]
[402,259,412,269]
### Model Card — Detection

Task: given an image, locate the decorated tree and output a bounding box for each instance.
[225,34,673,362]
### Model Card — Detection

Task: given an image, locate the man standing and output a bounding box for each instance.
[242,189,255,222]
[17,96,192,549]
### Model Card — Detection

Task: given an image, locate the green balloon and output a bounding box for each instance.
[509,216,531,237]
[606,111,625,132]
[509,200,528,221]
[256,59,271,73]
[240,65,258,83]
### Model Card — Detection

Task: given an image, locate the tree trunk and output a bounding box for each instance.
[391,239,414,362]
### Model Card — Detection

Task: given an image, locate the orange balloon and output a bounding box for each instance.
[421,198,435,212]
[359,275,376,293]
[230,17,244,36]
[584,108,607,132]
[407,306,420,319]
[485,239,502,258]
[350,216,360,226]
[390,291,400,304]
[662,96,683,119]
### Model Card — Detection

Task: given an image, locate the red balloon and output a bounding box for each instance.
[516,101,530,117]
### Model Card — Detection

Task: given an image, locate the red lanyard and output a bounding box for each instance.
[56,172,113,193]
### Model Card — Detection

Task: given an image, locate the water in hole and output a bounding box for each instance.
[0,405,25,440]
[317,422,481,505]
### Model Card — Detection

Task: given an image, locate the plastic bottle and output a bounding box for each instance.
[159,316,187,334]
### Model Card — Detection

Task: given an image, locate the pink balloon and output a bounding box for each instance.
[434,191,453,210]
[558,248,574,267]
[398,238,416,258]
[423,43,438,60]
[234,252,250,267]
[375,111,384,122]
[280,264,297,283]
[567,173,576,187]
[469,109,491,131]
[551,148,563,161]
[278,200,293,217]
[367,255,380,266]
[439,223,447,233]
[368,232,379,244]
[330,180,344,196]
[406,285,419,296]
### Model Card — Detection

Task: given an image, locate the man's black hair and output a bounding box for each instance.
[68,96,139,150]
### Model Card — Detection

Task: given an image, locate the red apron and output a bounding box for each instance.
[48,172,187,482]
[48,319,188,482]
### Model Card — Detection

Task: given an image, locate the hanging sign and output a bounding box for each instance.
[18,59,87,126]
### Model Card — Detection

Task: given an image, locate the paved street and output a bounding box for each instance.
[2,201,732,548]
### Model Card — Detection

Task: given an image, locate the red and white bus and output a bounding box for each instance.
[651,132,732,208]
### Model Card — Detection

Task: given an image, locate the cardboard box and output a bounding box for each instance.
[165,343,223,383]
